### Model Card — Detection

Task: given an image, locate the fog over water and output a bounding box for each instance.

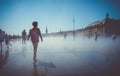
[0,36,120,76]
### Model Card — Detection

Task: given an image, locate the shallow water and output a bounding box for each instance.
[0,36,120,76]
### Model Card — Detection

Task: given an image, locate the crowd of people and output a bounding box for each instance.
[0,21,43,61]
[0,29,11,49]
[0,28,23,49]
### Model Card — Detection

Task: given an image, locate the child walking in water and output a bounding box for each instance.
[27,21,43,60]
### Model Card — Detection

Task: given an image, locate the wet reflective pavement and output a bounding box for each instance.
[0,37,120,76]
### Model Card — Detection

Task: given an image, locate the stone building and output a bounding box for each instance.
[84,13,120,37]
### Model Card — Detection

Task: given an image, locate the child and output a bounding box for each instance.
[5,34,12,48]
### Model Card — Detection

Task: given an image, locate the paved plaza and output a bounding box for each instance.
[0,37,120,76]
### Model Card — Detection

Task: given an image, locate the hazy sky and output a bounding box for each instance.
[0,0,120,35]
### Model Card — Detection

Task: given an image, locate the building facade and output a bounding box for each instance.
[84,13,120,37]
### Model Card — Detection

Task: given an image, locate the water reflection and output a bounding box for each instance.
[38,60,56,76]
[0,37,120,76]
[33,54,39,76]
[22,44,26,57]
[0,48,9,69]
[38,61,56,69]
[33,49,56,76]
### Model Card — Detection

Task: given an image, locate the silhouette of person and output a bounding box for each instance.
[64,33,67,39]
[5,34,12,48]
[112,34,117,41]
[88,30,92,39]
[0,29,5,49]
[22,29,27,44]
[95,32,98,41]
[27,21,43,58]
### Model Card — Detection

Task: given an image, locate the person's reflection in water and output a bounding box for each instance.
[33,53,53,76]
[33,50,37,62]
[0,48,2,68]
[22,44,26,58]
[0,48,9,69]
[33,53,39,76]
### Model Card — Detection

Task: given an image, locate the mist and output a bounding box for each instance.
[1,35,120,76]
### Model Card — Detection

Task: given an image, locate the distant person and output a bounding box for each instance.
[64,33,67,39]
[112,34,117,41]
[0,29,5,49]
[95,32,98,41]
[27,21,43,58]
[5,34,12,48]
[88,30,92,39]
[22,29,27,43]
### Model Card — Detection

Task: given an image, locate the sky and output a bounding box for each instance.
[0,0,120,35]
